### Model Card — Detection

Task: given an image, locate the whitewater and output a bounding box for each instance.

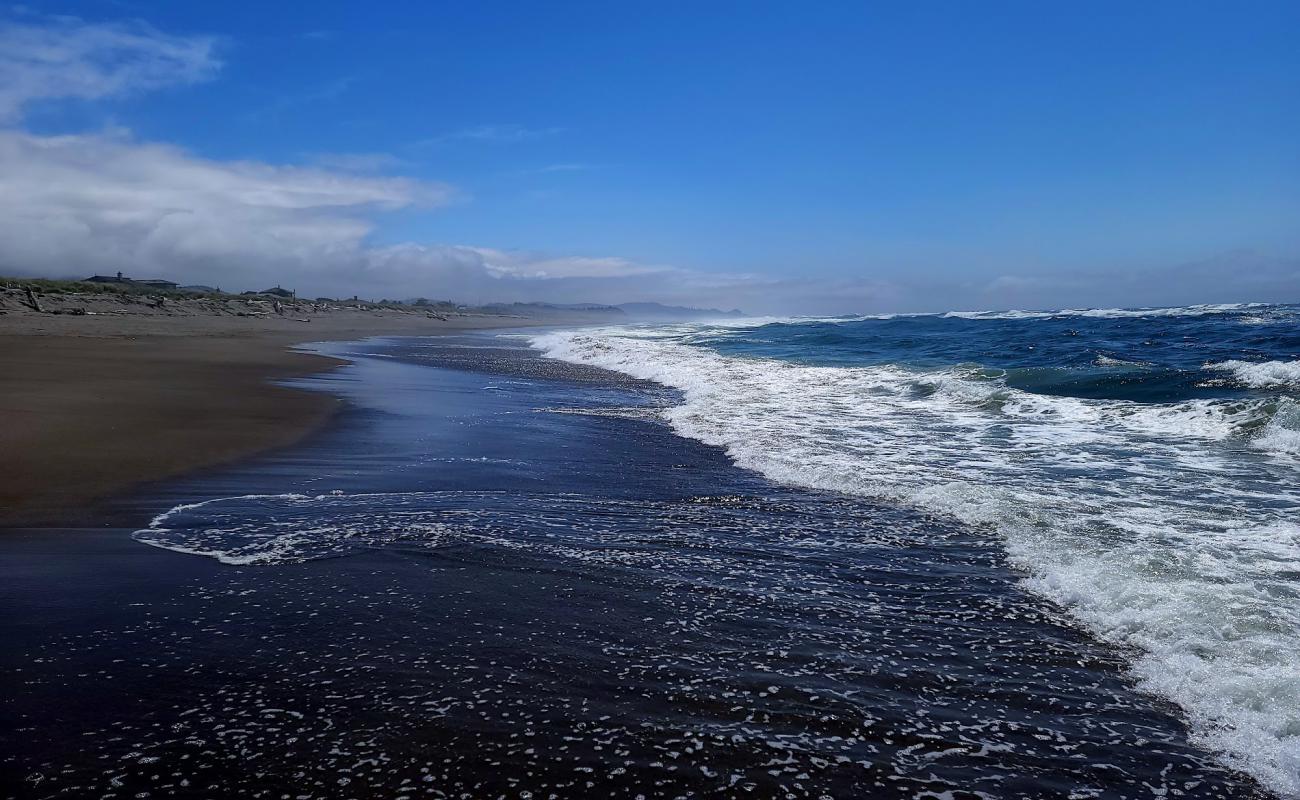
[531,303,1300,796]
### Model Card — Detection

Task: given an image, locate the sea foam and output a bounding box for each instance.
[1207,359,1300,389]
[532,325,1300,796]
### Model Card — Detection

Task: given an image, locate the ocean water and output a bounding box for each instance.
[532,302,1300,796]
[13,309,1293,798]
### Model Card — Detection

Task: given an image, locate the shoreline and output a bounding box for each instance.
[0,308,591,528]
[0,332,1267,798]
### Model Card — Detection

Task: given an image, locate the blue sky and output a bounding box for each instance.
[2,1,1297,312]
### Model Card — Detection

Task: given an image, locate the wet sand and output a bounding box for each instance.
[0,308,582,527]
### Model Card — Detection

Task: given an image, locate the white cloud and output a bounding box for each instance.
[306,151,409,173]
[0,129,455,290]
[0,16,767,309]
[417,124,565,147]
[468,249,670,280]
[251,75,357,122]
[0,127,730,304]
[1,124,1291,312]
[0,15,219,122]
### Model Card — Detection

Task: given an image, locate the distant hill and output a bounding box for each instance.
[616,302,745,320]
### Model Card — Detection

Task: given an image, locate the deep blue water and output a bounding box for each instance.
[705,303,1300,402]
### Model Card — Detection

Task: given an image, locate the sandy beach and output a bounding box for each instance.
[0,291,592,527]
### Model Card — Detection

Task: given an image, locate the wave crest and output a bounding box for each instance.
[1207,359,1300,389]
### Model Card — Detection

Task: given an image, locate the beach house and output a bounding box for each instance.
[83,272,179,290]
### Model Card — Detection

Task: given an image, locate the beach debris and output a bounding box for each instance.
[23,286,43,312]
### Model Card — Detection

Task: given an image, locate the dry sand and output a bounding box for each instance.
[0,291,591,526]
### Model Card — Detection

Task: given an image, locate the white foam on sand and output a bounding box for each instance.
[531,325,1300,796]
[132,493,440,566]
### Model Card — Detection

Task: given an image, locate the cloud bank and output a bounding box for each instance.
[0,126,725,302]
[0,16,718,303]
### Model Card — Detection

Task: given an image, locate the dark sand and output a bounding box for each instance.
[0,304,588,526]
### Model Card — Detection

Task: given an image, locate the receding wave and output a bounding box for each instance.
[531,327,1300,796]
[131,486,1269,795]
[136,490,962,569]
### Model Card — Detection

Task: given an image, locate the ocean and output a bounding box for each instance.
[3,303,1296,799]
[532,302,1300,796]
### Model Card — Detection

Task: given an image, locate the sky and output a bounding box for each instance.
[0,1,1297,313]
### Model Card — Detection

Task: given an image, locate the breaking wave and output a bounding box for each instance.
[1208,359,1300,389]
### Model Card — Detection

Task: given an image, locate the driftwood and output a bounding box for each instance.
[24,287,43,312]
